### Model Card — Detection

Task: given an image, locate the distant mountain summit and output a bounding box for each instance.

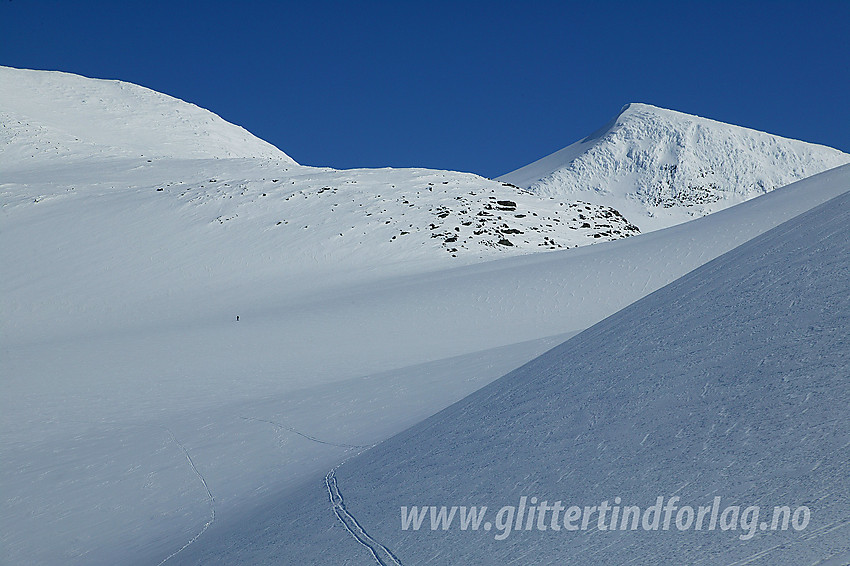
[0,66,296,167]
[5,67,850,566]
[4,69,846,267]
[499,103,849,231]
[0,67,644,267]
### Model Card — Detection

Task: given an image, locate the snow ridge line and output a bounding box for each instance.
[239,416,369,448]
[156,426,216,566]
[325,459,404,566]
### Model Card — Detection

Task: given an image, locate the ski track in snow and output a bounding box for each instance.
[325,459,403,566]
[156,425,216,566]
[6,69,850,566]
[239,416,369,449]
[240,415,400,564]
[55,419,217,565]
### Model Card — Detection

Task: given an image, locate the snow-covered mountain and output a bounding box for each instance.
[3,66,849,566]
[4,159,845,565]
[182,168,850,565]
[0,66,296,165]
[499,103,850,231]
[1,66,644,270]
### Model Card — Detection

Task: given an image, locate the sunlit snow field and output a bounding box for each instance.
[2,66,848,565]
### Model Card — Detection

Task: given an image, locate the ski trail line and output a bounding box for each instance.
[60,419,215,565]
[156,426,216,566]
[240,416,398,563]
[325,458,403,566]
[239,416,369,449]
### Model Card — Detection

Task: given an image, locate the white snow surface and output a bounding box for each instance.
[0,66,295,165]
[3,161,848,565]
[2,67,849,565]
[499,103,850,232]
[179,172,850,566]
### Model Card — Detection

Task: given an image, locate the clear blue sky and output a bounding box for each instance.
[2,0,848,177]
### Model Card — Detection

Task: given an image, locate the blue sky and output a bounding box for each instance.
[2,0,848,177]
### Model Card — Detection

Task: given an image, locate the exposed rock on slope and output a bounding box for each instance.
[500,103,850,231]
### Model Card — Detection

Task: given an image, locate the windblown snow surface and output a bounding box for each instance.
[178,169,850,566]
[499,103,850,232]
[0,66,295,164]
[2,67,849,565]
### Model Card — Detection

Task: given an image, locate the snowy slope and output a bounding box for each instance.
[187,175,850,565]
[3,67,850,566]
[3,165,842,566]
[1,67,645,272]
[499,103,850,232]
[0,66,296,165]
[0,156,645,350]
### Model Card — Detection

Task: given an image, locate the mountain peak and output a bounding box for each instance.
[500,104,849,231]
[575,102,678,144]
[618,101,660,115]
[498,102,850,232]
[0,66,297,168]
